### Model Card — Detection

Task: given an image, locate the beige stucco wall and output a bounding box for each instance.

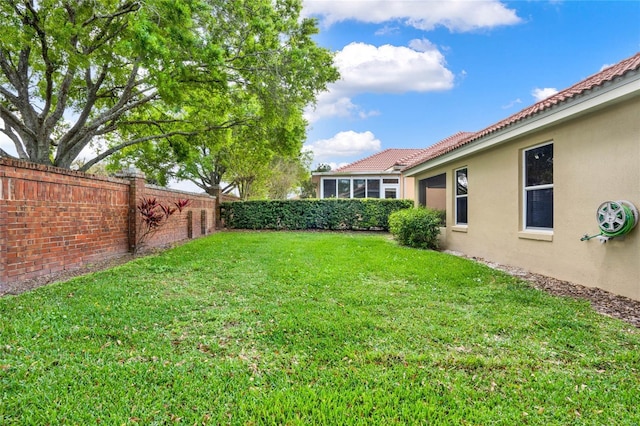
[400,176,415,200]
[426,187,446,210]
[413,96,640,301]
[311,174,321,198]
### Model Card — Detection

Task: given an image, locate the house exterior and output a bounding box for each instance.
[312,149,424,200]
[404,52,640,301]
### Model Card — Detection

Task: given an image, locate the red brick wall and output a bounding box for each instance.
[0,158,215,292]
[139,185,215,248]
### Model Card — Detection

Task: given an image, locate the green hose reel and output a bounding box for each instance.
[581,200,639,242]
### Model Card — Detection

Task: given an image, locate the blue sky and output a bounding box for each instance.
[1,1,638,191]
[301,0,640,169]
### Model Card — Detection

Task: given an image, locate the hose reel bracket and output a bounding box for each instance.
[581,200,638,243]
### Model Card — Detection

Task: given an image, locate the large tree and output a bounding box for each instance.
[106,0,337,196]
[107,82,309,198]
[264,150,314,200]
[0,0,337,171]
[222,111,304,200]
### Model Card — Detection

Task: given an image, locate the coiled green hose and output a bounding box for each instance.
[581,201,638,241]
[599,203,636,237]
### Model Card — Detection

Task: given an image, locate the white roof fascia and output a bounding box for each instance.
[404,71,640,177]
[313,171,402,177]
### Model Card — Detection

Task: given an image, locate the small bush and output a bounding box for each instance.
[388,207,442,249]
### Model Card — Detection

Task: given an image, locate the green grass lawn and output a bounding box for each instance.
[1,232,639,425]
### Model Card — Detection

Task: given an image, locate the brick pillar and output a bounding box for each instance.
[213,196,219,230]
[187,211,193,239]
[116,167,146,253]
[206,185,222,229]
[0,175,6,290]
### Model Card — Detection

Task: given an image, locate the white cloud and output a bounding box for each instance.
[304,130,381,162]
[408,38,437,53]
[375,25,400,36]
[305,93,358,123]
[305,92,381,123]
[502,98,522,109]
[334,41,454,94]
[302,0,522,32]
[531,87,559,102]
[307,40,453,122]
[359,109,381,119]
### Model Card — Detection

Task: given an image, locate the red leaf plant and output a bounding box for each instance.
[135,197,190,253]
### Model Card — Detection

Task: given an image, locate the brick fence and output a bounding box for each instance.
[0,158,216,293]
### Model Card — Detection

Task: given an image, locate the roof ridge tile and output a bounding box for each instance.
[333,148,424,173]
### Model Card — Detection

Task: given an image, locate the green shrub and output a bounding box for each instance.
[220,199,413,231]
[388,207,442,249]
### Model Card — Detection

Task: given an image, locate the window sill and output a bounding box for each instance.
[518,231,553,241]
[451,225,468,233]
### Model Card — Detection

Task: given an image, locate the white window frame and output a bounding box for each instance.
[337,178,351,199]
[366,178,380,198]
[381,178,399,199]
[383,187,398,199]
[454,167,468,226]
[320,176,401,199]
[522,142,554,231]
[353,178,366,198]
[321,178,337,199]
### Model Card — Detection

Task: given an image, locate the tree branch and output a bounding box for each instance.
[43,67,75,128]
[0,50,23,99]
[55,64,108,150]
[54,62,137,164]
[24,0,55,121]
[0,84,21,107]
[81,1,140,28]
[188,168,209,191]
[55,88,158,167]
[222,182,237,194]
[78,129,207,172]
[0,105,37,141]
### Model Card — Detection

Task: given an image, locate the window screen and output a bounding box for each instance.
[323,179,336,198]
[524,143,553,229]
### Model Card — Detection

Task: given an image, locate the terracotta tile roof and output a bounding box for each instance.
[404,132,475,169]
[405,51,640,170]
[333,148,424,173]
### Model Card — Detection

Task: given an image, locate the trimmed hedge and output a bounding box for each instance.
[388,207,442,249]
[220,199,413,231]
